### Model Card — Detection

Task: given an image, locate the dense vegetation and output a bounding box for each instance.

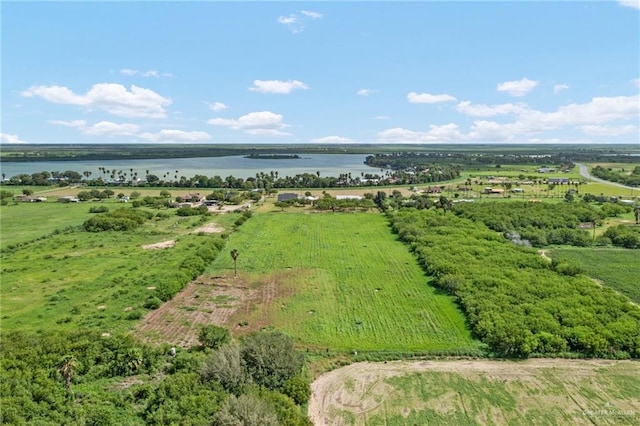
[388,208,640,358]
[1,330,311,425]
[591,165,640,187]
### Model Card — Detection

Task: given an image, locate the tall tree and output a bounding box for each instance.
[231,249,239,277]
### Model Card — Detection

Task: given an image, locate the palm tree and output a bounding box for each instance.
[230,249,239,277]
[59,355,76,397]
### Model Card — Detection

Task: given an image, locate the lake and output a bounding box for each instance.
[0,154,381,179]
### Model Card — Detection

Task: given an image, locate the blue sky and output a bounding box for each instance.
[1,1,639,145]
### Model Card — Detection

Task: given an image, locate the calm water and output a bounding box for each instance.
[0,154,380,179]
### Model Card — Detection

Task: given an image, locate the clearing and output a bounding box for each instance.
[309,359,640,426]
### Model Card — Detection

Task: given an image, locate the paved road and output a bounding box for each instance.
[575,162,640,194]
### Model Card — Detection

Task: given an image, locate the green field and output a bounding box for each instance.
[0,203,237,333]
[206,212,481,354]
[549,248,640,303]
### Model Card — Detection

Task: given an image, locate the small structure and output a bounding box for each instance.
[203,199,218,206]
[15,195,47,202]
[511,188,525,193]
[537,167,555,173]
[484,187,504,195]
[336,195,362,200]
[277,193,298,202]
[548,178,569,184]
[425,186,442,194]
[57,196,79,203]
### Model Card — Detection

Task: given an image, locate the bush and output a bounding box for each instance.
[198,325,230,349]
[89,206,109,213]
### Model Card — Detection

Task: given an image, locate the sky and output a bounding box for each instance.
[1,1,639,145]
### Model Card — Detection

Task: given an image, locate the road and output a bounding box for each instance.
[575,162,640,193]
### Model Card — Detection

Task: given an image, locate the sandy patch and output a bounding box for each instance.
[142,240,176,250]
[192,223,224,234]
[309,359,638,426]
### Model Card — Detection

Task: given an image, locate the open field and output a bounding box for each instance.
[549,248,640,304]
[143,212,481,354]
[309,359,640,426]
[0,201,236,334]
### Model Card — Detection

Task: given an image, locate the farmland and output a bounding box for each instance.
[549,248,640,304]
[309,359,640,426]
[197,212,481,354]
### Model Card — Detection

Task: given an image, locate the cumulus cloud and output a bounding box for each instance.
[278,10,322,33]
[49,119,140,136]
[137,129,211,143]
[22,83,172,118]
[208,111,291,136]
[311,136,353,143]
[120,68,172,78]
[206,101,228,112]
[581,124,637,136]
[407,92,457,104]
[497,78,539,97]
[379,93,639,143]
[249,79,308,94]
[373,115,391,120]
[619,0,640,9]
[632,78,640,88]
[378,123,463,143]
[0,133,27,144]
[553,83,569,94]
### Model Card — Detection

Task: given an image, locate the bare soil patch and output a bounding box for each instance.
[191,223,224,234]
[309,359,640,426]
[142,240,176,250]
[134,269,299,347]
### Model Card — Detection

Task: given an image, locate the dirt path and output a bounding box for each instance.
[309,359,639,426]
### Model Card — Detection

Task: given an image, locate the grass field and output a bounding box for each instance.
[310,359,640,426]
[205,212,481,354]
[0,203,238,334]
[549,248,640,304]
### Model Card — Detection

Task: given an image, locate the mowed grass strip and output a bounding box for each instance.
[207,212,480,353]
[549,248,640,304]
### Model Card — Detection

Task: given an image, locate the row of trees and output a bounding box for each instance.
[591,165,640,187]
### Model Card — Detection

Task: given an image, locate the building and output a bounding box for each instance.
[277,193,298,202]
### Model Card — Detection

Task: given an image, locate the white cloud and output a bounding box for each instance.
[378,123,462,143]
[631,78,640,88]
[553,83,569,94]
[278,10,322,33]
[619,0,640,10]
[49,119,140,136]
[311,136,353,143]
[120,68,171,78]
[497,78,539,97]
[22,83,172,118]
[456,101,528,117]
[249,79,308,94]
[137,129,211,143]
[407,92,457,104]
[208,111,291,136]
[581,124,637,136]
[373,115,391,120]
[379,93,639,143]
[357,89,376,96]
[206,101,228,112]
[0,133,27,144]
[300,10,323,19]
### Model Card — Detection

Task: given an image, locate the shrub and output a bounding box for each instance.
[198,325,230,350]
